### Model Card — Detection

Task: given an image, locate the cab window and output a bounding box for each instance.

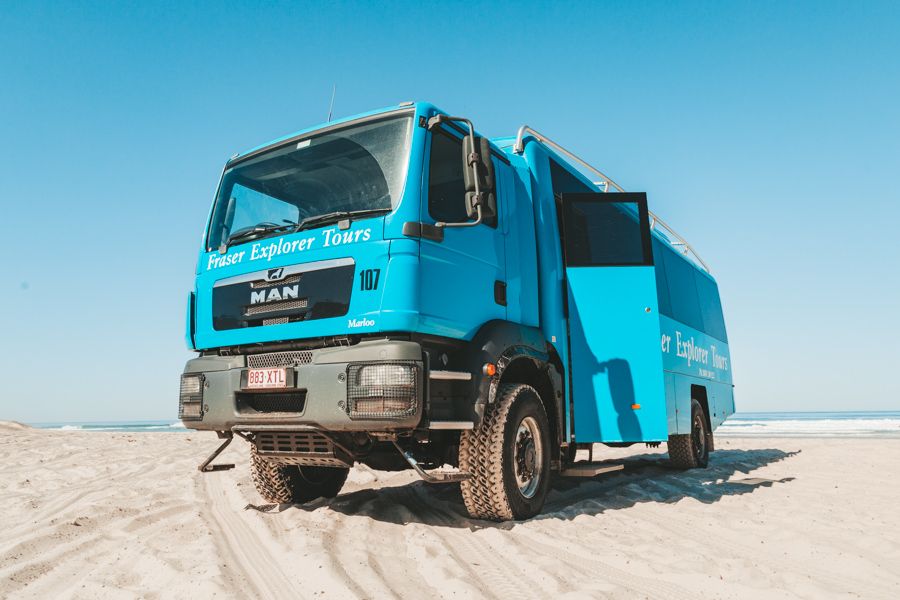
[427,129,497,227]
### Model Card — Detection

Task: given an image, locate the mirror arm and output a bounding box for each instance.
[437,204,483,229]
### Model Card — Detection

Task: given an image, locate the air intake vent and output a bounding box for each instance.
[247,351,313,369]
[245,298,309,316]
[237,391,307,413]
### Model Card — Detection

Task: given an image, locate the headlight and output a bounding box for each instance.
[357,364,416,389]
[346,362,418,419]
[179,374,205,421]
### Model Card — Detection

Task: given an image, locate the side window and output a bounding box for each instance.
[427,130,469,224]
[554,156,652,267]
[695,272,728,341]
[661,245,704,332]
[550,158,596,196]
[427,129,498,227]
[564,200,649,266]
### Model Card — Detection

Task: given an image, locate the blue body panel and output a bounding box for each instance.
[187,101,734,440]
[567,267,668,442]
[659,314,734,433]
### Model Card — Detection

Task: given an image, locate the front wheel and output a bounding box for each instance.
[459,384,552,521]
[668,399,710,469]
[249,445,349,504]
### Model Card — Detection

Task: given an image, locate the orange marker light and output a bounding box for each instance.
[631,403,641,410]
[483,363,497,377]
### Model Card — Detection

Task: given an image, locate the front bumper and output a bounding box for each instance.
[179,339,424,432]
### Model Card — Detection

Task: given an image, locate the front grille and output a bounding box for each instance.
[245,298,309,316]
[212,262,353,331]
[251,274,302,289]
[237,391,307,413]
[247,351,313,369]
[263,317,289,326]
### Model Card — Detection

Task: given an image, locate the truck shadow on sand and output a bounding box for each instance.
[275,447,798,529]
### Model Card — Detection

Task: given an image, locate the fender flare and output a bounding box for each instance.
[462,320,560,425]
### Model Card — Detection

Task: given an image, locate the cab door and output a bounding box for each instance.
[417,125,506,338]
[559,193,667,442]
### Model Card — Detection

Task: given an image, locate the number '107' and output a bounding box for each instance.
[359,269,381,291]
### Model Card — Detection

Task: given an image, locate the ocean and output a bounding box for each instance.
[31,420,187,433]
[716,411,900,438]
[29,411,900,438]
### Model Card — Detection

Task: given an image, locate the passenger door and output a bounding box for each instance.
[559,193,668,442]
[418,126,506,338]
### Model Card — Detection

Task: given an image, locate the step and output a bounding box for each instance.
[560,463,625,478]
[429,370,472,381]
[428,421,474,430]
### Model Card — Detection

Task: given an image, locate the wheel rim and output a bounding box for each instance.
[691,412,707,462]
[514,416,543,499]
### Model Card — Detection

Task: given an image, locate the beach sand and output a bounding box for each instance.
[1,424,898,599]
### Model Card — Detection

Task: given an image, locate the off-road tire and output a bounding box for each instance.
[249,445,349,504]
[668,399,710,469]
[459,383,551,521]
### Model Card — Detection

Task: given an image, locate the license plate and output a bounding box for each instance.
[246,367,288,389]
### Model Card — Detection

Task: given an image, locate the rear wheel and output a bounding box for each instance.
[459,383,551,521]
[249,445,349,504]
[668,399,710,469]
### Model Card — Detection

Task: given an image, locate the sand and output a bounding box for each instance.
[1,425,898,599]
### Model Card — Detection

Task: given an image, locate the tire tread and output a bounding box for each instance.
[458,383,533,521]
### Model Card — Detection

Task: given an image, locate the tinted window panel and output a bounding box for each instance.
[428,131,469,223]
[662,246,704,331]
[695,271,728,341]
[566,201,647,265]
[550,159,596,195]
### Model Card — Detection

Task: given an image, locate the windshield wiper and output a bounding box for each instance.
[219,221,296,252]
[294,207,391,233]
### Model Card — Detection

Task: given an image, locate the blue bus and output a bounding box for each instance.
[180,103,734,520]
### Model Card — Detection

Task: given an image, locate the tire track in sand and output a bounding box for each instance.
[402,484,550,600]
[198,473,306,600]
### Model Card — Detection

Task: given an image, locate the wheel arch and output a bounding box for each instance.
[464,320,563,454]
[497,356,563,454]
[690,384,712,432]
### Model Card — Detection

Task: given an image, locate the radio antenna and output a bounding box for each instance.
[327,84,336,122]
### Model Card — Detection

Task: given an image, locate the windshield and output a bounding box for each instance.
[207,114,413,250]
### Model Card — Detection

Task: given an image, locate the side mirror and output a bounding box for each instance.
[426,114,494,228]
[462,135,496,220]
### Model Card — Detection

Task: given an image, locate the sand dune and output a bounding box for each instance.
[1,425,898,599]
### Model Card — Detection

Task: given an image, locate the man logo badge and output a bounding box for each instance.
[266,267,285,282]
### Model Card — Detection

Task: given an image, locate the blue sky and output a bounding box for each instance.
[1,1,898,423]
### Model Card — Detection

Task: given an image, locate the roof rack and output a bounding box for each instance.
[512,125,711,273]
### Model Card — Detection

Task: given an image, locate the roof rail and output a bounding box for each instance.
[512,125,711,273]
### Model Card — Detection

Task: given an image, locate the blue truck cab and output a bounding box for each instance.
[180,102,734,520]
